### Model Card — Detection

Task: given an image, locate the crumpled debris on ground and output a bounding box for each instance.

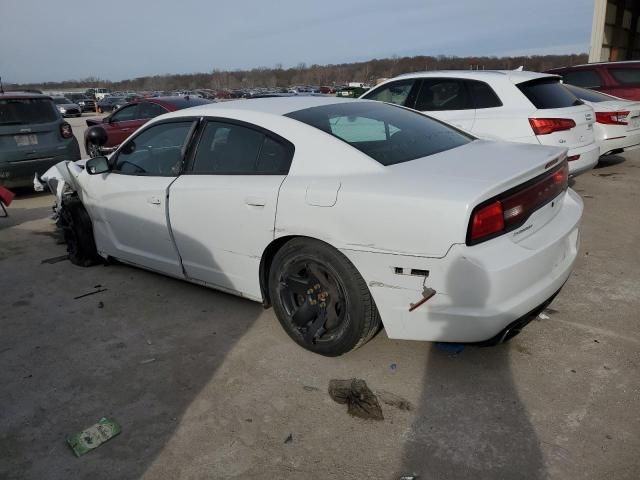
[328,378,384,421]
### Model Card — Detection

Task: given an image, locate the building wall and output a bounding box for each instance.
[590,0,640,62]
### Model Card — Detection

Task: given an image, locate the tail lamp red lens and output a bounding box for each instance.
[529,118,576,135]
[595,111,629,125]
[467,160,569,245]
[60,122,73,139]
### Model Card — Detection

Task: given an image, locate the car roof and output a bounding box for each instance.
[163,96,359,118]
[0,91,52,100]
[394,69,558,84]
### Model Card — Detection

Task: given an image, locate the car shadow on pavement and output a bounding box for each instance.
[595,154,626,169]
[398,256,546,479]
[0,210,263,480]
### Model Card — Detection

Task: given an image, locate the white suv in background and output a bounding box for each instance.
[361,70,599,176]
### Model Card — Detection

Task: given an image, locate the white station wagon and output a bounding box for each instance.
[42,97,583,356]
[361,70,600,177]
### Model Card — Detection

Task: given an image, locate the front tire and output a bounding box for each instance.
[59,198,100,267]
[268,238,381,356]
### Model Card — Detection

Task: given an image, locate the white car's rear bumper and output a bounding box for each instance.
[342,189,583,343]
[598,130,640,156]
[567,143,599,177]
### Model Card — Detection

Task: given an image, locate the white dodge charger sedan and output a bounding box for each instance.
[42,97,583,356]
[361,70,600,177]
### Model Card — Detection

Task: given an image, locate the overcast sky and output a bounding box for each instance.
[0,0,592,84]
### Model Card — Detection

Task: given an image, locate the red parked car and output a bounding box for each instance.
[546,61,640,101]
[84,96,212,157]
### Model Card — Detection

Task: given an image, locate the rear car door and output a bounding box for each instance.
[80,119,198,276]
[104,104,144,146]
[168,119,293,299]
[413,78,476,130]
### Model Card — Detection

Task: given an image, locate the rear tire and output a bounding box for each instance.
[268,238,381,356]
[59,198,101,267]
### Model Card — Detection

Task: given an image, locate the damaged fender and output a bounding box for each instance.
[36,159,87,205]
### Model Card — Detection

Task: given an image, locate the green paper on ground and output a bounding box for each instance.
[66,417,121,456]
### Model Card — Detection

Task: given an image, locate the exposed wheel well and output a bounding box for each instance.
[259,235,299,307]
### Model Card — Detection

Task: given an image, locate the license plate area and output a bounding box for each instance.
[14,134,38,146]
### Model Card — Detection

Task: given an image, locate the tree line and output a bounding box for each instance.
[8,53,588,92]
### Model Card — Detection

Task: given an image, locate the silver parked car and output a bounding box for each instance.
[51,96,82,117]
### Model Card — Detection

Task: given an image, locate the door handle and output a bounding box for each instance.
[245,195,266,207]
[147,196,161,205]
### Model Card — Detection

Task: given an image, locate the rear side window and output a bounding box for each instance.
[286,101,471,166]
[609,68,640,85]
[414,79,472,111]
[561,69,602,88]
[0,98,58,125]
[517,78,583,109]
[467,80,502,108]
[191,121,292,174]
[362,79,416,107]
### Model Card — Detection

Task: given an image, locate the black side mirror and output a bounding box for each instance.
[87,126,108,146]
[86,156,110,175]
[103,116,111,124]
[121,141,136,155]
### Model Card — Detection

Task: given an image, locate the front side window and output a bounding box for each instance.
[362,79,416,107]
[191,121,292,174]
[414,78,472,111]
[609,68,640,85]
[286,101,471,166]
[561,69,602,88]
[113,121,194,176]
[111,104,138,122]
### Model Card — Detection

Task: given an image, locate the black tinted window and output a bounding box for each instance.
[192,122,267,174]
[114,121,194,176]
[609,68,640,85]
[139,102,167,119]
[111,104,138,122]
[362,79,416,107]
[0,98,58,125]
[286,102,471,166]
[414,79,472,111]
[561,69,602,88]
[468,80,502,108]
[564,84,612,102]
[257,137,292,174]
[517,78,582,109]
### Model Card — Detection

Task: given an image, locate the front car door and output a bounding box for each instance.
[413,78,476,130]
[80,119,198,276]
[361,78,420,108]
[168,119,294,299]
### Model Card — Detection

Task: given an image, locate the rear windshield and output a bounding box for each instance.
[564,84,613,103]
[0,98,59,125]
[518,78,583,109]
[286,101,472,166]
[609,68,640,85]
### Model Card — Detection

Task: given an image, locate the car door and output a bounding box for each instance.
[413,78,476,130]
[103,103,143,147]
[464,79,506,139]
[168,119,294,299]
[81,119,198,276]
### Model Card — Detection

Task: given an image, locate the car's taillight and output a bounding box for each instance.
[467,160,569,245]
[529,118,576,135]
[60,122,73,139]
[595,111,629,125]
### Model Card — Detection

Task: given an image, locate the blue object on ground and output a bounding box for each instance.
[435,342,465,354]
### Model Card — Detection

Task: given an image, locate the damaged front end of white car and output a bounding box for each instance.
[34,159,102,267]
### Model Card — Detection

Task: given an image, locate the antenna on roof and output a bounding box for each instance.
[0,76,4,94]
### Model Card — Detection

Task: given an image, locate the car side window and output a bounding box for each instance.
[191,121,292,174]
[111,104,138,122]
[561,69,602,88]
[113,121,194,176]
[363,80,416,107]
[467,80,502,108]
[414,79,473,111]
[139,102,167,119]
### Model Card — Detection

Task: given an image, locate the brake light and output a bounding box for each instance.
[567,154,580,161]
[60,122,73,139]
[467,161,569,245]
[529,118,576,135]
[595,111,629,125]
